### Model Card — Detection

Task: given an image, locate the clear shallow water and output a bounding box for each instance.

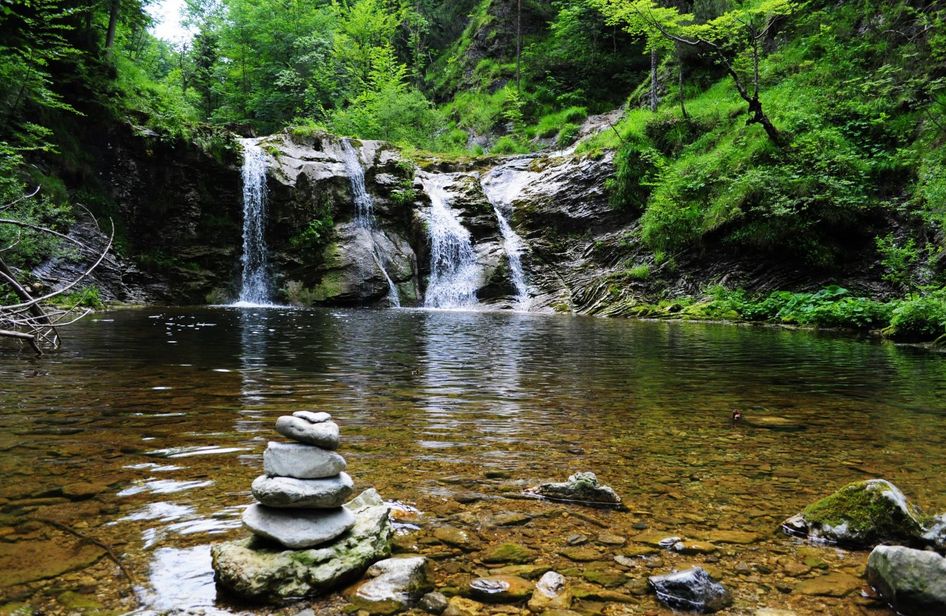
[1,307,946,615]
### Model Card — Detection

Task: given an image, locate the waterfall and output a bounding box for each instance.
[339,139,400,307]
[236,139,272,306]
[481,166,532,309]
[419,173,480,309]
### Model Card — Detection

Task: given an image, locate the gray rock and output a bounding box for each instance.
[528,571,572,611]
[251,473,353,508]
[275,416,340,449]
[349,556,433,614]
[212,488,392,602]
[781,479,925,547]
[866,545,946,616]
[922,513,946,550]
[293,411,331,424]
[264,441,347,479]
[242,504,355,549]
[648,567,733,614]
[419,591,448,614]
[528,472,623,507]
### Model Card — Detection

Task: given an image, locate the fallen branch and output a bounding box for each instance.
[32,517,139,589]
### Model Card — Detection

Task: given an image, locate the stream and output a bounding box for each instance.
[2,307,946,615]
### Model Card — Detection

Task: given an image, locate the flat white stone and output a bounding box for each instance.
[252,473,353,508]
[293,411,331,424]
[242,504,355,549]
[264,441,346,479]
[275,416,339,449]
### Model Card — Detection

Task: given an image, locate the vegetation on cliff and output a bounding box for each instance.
[1,0,945,338]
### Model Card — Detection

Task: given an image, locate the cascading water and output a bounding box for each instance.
[419,173,480,309]
[339,139,400,307]
[236,139,272,306]
[481,165,534,308]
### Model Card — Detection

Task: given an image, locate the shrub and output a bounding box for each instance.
[885,292,946,341]
[556,123,580,147]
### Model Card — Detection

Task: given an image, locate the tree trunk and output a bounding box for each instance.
[516,0,521,92]
[105,0,120,52]
[746,97,781,144]
[650,48,659,112]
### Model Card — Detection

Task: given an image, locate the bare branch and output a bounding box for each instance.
[0,186,41,213]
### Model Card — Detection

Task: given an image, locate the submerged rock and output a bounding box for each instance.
[528,571,572,611]
[527,472,623,507]
[242,504,355,549]
[211,489,392,602]
[921,513,946,549]
[648,567,732,614]
[419,591,448,614]
[482,543,536,564]
[866,545,946,616]
[467,575,534,603]
[274,416,340,449]
[263,441,347,479]
[349,556,433,614]
[782,479,925,547]
[251,473,353,508]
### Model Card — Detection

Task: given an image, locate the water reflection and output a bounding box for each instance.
[2,308,946,616]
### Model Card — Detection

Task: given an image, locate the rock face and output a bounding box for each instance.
[782,479,925,547]
[867,545,946,616]
[349,557,434,614]
[212,489,393,601]
[648,567,733,614]
[242,504,356,549]
[528,472,623,507]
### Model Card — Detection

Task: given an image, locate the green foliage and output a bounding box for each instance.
[290,212,334,259]
[556,122,580,147]
[885,290,946,342]
[52,286,104,309]
[491,135,530,155]
[626,263,650,280]
[282,280,321,307]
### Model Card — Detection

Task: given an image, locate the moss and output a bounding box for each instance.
[802,480,924,544]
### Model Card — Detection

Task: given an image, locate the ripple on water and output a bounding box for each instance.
[118,479,215,497]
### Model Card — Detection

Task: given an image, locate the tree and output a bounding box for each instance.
[596,0,795,143]
[1,188,113,355]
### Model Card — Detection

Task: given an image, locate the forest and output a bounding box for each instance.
[2,0,946,338]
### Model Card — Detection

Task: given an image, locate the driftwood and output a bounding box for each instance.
[0,188,113,355]
[32,517,138,588]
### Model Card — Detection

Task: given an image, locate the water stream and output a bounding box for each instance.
[339,139,400,307]
[419,173,480,309]
[481,164,535,309]
[235,139,272,306]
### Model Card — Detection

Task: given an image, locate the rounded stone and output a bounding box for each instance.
[242,504,355,549]
[264,441,347,479]
[251,473,353,508]
[293,411,331,424]
[275,416,340,449]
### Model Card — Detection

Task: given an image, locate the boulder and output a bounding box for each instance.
[263,441,347,479]
[349,556,433,614]
[648,567,733,614]
[242,505,355,549]
[274,416,340,449]
[211,489,392,602]
[782,479,925,547]
[251,473,353,508]
[866,545,946,616]
[527,472,623,507]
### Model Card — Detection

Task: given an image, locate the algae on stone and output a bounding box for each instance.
[783,479,925,546]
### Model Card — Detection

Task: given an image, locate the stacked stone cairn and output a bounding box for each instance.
[242,411,356,549]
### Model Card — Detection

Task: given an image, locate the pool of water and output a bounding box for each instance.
[2,307,945,615]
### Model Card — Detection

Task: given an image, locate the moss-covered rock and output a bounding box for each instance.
[782,479,925,547]
[210,489,392,602]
